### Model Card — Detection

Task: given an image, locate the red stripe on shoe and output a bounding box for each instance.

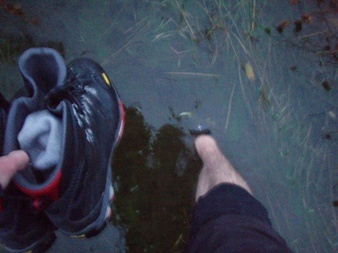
[15,170,62,201]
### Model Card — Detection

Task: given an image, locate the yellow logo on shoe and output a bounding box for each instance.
[102,72,111,86]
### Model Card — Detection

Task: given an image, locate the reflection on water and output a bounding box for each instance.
[113,106,201,252]
[1,0,337,252]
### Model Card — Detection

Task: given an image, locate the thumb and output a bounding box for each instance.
[0,150,29,189]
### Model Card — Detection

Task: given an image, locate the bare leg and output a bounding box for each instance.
[195,135,252,202]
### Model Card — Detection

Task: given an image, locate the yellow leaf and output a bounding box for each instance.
[245,62,255,81]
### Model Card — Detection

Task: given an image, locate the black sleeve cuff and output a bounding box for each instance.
[190,183,271,236]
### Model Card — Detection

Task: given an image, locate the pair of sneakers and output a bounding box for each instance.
[0,48,125,253]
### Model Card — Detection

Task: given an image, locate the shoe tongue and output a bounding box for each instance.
[19,48,67,95]
[17,110,63,170]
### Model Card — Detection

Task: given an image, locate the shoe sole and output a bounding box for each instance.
[5,230,56,253]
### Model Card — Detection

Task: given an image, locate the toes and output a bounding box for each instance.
[194,135,221,162]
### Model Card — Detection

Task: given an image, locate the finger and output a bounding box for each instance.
[0,150,29,189]
[7,151,30,171]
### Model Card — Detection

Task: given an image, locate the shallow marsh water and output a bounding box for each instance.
[0,0,337,252]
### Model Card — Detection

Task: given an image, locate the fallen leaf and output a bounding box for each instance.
[276,20,290,34]
[302,13,313,24]
[294,20,302,32]
[289,0,299,5]
[245,62,255,81]
[322,81,331,92]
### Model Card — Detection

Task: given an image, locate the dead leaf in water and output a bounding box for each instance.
[245,62,255,81]
[302,13,313,24]
[294,20,302,32]
[322,81,331,92]
[276,20,290,34]
[289,0,299,5]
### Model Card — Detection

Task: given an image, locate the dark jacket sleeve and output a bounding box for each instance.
[186,184,294,253]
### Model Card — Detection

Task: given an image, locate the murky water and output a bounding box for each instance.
[1,0,337,252]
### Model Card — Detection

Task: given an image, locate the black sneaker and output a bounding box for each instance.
[4,47,125,238]
[0,92,56,253]
[0,93,10,155]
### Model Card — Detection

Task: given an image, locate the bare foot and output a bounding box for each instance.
[194,135,252,202]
